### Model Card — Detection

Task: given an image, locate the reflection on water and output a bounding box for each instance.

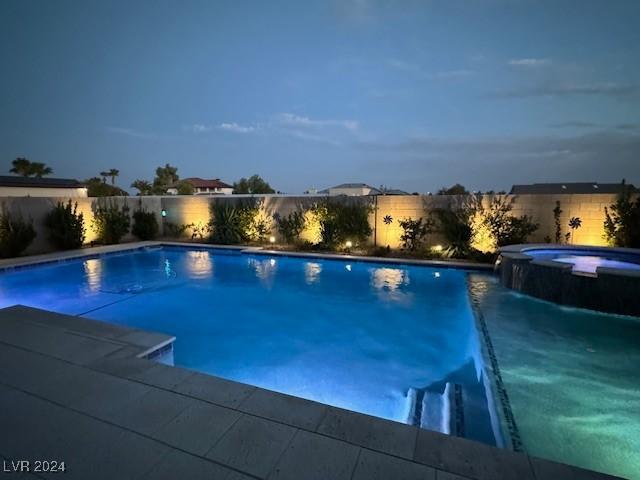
[370,267,411,302]
[304,262,322,284]
[371,267,409,291]
[83,258,102,293]
[186,251,213,278]
[248,257,277,283]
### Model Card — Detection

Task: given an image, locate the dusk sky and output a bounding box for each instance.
[1,0,639,194]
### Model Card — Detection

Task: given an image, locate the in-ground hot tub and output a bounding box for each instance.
[497,244,640,317]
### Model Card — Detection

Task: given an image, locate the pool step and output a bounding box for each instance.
[406,383,464,437]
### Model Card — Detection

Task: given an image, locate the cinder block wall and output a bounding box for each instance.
[0,193,630,255]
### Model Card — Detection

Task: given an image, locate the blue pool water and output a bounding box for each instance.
[0,247,499,445]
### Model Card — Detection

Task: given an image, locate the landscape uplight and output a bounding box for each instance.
[345,240,353,249]
[269,236,276,244]
[433,244,443,252]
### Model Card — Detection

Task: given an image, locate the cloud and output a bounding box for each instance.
[274,113,359,131]
[354,131,640,190]
[216,122,256,133]
[549,121,601,129]
[386,58,421,72]
[105,127,155,139]
[488,82,639,99]
[424,69,474,81]
[615,123,640,130]
[385,58,473,82]
[183,124,213,133]
[509,58,550,67]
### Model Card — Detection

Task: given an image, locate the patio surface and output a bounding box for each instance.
[0,305,622,480]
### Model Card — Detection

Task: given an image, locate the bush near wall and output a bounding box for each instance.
[44,200,86,250]
[132,209,159,240]
[0,206,36,258]
[92,199,131,245]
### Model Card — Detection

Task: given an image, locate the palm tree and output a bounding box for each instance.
[10,157,32,176]
[131,179,152,196]
[9,157,53,177]
[29,162,53,178]
[107,168,119,185]
[99,171,109,183]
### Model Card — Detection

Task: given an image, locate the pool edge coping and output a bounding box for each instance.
[0,241,494,272]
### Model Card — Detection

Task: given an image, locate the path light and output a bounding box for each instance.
[161,209,167,218]
[345,240,353,249]
[269,236,276,244]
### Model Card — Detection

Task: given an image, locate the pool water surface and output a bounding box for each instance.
[0,247,499,445]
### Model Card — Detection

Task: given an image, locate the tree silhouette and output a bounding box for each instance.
[107,169,119,185]
[131,179,153,196]
[9,158,53,177]
[232,174,275,194]
[152,164,179,194]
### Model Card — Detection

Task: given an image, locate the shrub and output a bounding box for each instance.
[479,196,539,248]
[132,209,159,240]
[553,201,563,243]
[188,221,211,240]
[604,180,640,247]
[397,217,433,251]
[164,222,190,238]
[432,208,473,258]
[0,206,36,258]
[310,199,372,249]
[44,200,86,250]
[275,211,306,243]
[92,200,130,244]
[209,201,257,244]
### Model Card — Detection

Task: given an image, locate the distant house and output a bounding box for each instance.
[378,188,410,195]
[509,182,636,195]
[0,176,87,197]
[167,177,233,195]
[321,183,382,196]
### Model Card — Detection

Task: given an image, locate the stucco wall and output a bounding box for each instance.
[0,196,161,254]
[0,193,628,255]
[0,187,88,197]
[373,193,622,248]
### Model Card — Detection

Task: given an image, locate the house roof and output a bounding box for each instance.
[509,182,636,195]
[327,183,382,195]
[182,177,232,189]
[379,189,410,195]
[0,176,85,189]
[330,183,375,189]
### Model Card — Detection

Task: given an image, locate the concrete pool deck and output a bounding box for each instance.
[0,305,621,480]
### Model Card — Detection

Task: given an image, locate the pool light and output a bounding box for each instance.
[269,236,276,244]
[346,264,352,271]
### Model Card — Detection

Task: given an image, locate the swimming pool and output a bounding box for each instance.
[0,246,500,446]
[1,245,638,479]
